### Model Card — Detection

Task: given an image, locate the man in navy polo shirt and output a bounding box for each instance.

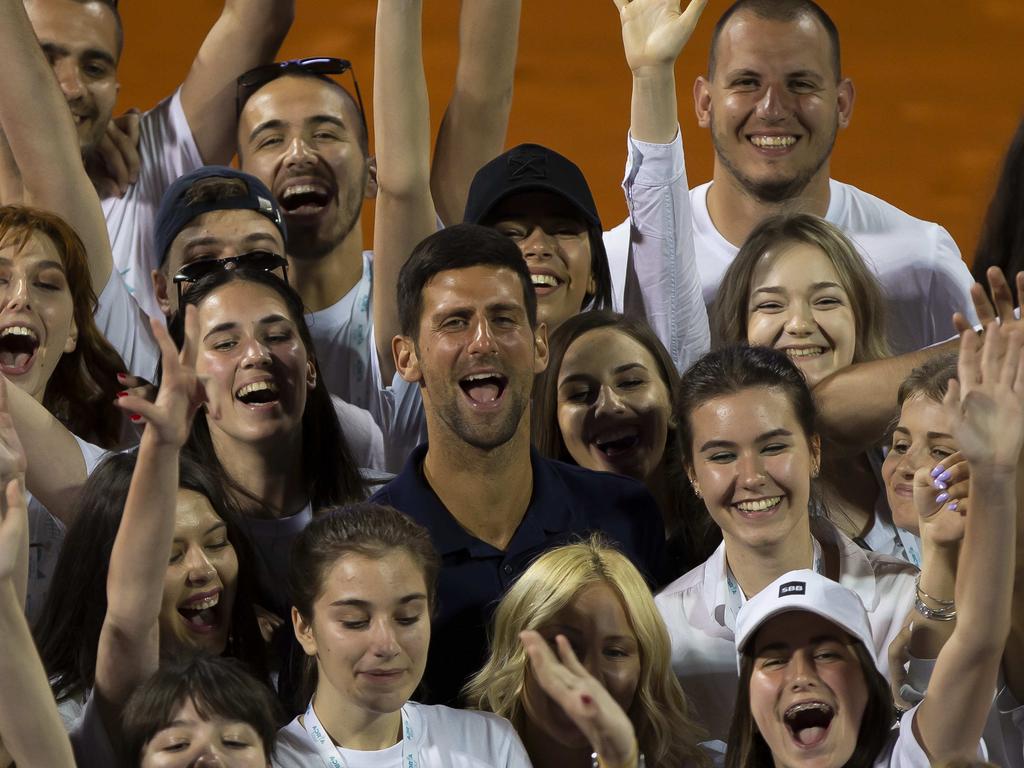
[371,223,665,705]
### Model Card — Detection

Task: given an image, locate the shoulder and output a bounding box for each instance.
[657,558,710,602]
[272,717,317,767]
[828,180,956,249]
[410,702,527,763]
[541,457,656,505]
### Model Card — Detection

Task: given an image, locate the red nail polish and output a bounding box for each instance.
[117,391,128,398]
[130,414,142,423]
[116,372,128,384]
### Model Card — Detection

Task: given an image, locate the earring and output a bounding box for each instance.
[692,484,703,499]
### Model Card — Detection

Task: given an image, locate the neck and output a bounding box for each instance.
[723,519,814,597]
[522,715,593,768]
[705,165,831,247]
[819,452,876,541]
[309,685,404,751]
[422,421,534,551]
[288,222,366,312]
[209,426,307,518]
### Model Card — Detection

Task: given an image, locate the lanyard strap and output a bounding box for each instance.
[303,701,418,768]
[725,538,825,629]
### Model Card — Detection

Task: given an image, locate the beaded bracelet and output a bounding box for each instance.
[915,573,955,607]
[914,596,957,621]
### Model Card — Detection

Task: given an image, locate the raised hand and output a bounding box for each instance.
[521,630,638,768]
[89,109,142,198]
[113,306,211,448]
[944,324,1024,471]
[613,0,708,71]
[913,451,968,547]
[953,267,1024,337]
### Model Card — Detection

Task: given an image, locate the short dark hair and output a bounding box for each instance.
[708,0,841,81]
[397,223,538,338]
[896,352,959,409]
[120,656,280,764]
[675,345,817,468]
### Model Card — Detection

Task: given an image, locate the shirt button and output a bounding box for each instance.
[502,564,513,576]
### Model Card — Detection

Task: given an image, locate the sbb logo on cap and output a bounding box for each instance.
[779,581,806,597]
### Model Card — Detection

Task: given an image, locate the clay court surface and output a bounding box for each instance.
[119,1,1024,264]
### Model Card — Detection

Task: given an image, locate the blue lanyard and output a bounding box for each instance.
[303,700,418,768]
[725,538,824,629]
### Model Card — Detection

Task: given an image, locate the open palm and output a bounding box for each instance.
[614,0,708,70]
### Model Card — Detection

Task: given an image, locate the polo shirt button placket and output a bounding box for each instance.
[501,562,514,582]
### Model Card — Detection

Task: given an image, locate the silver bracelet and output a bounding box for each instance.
[915,596,957,621]
[590,750,646,768]
[914,573,955,606]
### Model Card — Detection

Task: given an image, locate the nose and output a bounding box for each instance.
[467,318,497,356]
[283,135,316,168]
[783,302,815,337]
[184,548,217,587]
[785,649,821,691]
[736,451,767,489]
[594,384,626,417]
[194,749,225,767]
[755,84,790,122]
[521,226,556,260]
[2,275,31,311]
[369,619,401,658]
[53,59,86,102]
[239,336,272,368]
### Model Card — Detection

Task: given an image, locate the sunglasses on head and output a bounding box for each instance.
[173,251,289,304]
[235,57,366,128]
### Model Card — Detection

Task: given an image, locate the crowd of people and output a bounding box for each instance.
[0,0,1022,766]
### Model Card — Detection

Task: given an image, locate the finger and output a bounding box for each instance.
[150,315,181,377]
[989,267,1015,322]
[113,394,159,418]
[1002,330,1024,390]
[97,131,130,193]
[980,321,1005,386]
[611,0,629,12]
[952,311,973,335]
[970,281,995,325]
[554,634,590,678]
[125,383,158,403]
[942,377,962,414]
[678,0,709,28]
[955,329,981,391]
[521,631,572,692]
[117,372,153,389]
[106,120,141,184]
[180,304,199,369]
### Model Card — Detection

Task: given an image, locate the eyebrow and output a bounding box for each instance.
[248,114,349,142]
[0,257,66,273]
[751,281,842,294]
[891,426,955,442]
[40,42,116,68]
[759,633,847,654]
[202,314,291,341]
[328,594,428,608]
[172,522,226,545]
[699,428,793,453]
[559,362,649,387]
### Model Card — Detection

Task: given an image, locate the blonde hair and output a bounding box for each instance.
[711,213,890,364]
[464,537,708,768]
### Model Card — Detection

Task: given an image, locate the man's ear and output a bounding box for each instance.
[292,607,318,658]
[364,155,378,200]
[152,268,173,317]
[533,323,550,375]
[836,79,855,130]
[393,335,422,383]
[694,76,713,129]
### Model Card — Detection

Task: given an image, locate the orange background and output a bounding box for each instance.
[117,1,1024,265]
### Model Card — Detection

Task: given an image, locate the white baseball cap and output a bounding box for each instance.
[735,570,878,670]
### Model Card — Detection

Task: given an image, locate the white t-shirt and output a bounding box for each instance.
[93,262,161,382]
[102,89,204,320]
[26,436,108,624]
[655,519,916,742]
[331,394,386,472]
[273,701,531,768]
[689,179,977,355]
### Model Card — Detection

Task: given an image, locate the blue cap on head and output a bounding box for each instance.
[154,166,287,266]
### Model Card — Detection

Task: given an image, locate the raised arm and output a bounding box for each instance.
[0,419,75,768]
[178,0,294,165]
[914,323,1023,760]
[613,0,710,372]
[0,0,114,290]
[373,0,438,383]
[93,309,206,727]
[430,0,520,226]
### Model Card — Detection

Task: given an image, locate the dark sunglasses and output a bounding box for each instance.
[173,251,289,303]
[235,57,366,129]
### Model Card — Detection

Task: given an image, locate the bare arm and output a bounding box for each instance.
[915,324,1022,760]
[94,311,206,727]
[1003,470,1024,702]
[373,0,437,383]
[0,0,113,290]
[179,0,294,165]
[0,129,24,205]
[430,0,520,226]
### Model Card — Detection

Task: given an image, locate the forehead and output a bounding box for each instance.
[319,550,428,602]
[421,265,528,316]
[714,12,834,81]
[544,582,636,637]
[240,75,361,133]
[195,280,293,328]
[170,210,283,258]
[560,327,662,380]
[0,230,64,266]
[898,393,951,431]
[25,0,119,60]
[751,242,843,290]
[488,191,586,225]
[173,489,222,536]
[753,610,849,652]
[691,387,802,441]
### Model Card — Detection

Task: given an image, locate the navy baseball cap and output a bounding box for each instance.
[154,166,287,266]
[463,144,602,229]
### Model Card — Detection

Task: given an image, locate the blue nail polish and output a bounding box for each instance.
[930,465,944,478]
[936,492,949,503]
[938,469,952,482]
[933,479,947,491]
[948,501,959,512]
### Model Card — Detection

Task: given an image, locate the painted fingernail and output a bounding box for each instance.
[116,372,127,384]
[938,469,952,482]
[935,492,949,503]
[116,391,128,398]
[930,465,944,478]
[933,480,947,491]
[948,501,959,511]
[130,414,142,423]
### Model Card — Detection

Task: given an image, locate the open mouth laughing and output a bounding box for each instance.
[529,268,564,297]
[0,325,40,376]
[278,178,335,217]
[459,371,508,407]
[177,588,225,635]
[592,426,641,458]
[733,495,783,519]
[235,379,281,408]
[783,701,835,748]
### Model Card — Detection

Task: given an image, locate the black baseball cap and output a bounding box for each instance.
[155,166,288,266]
[463,144,602,229]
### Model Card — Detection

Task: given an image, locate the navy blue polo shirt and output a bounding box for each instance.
[370,443,666,705]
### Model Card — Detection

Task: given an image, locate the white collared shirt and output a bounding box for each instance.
[654,519,917,742]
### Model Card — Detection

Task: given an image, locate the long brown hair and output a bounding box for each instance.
[0,206,126,447]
